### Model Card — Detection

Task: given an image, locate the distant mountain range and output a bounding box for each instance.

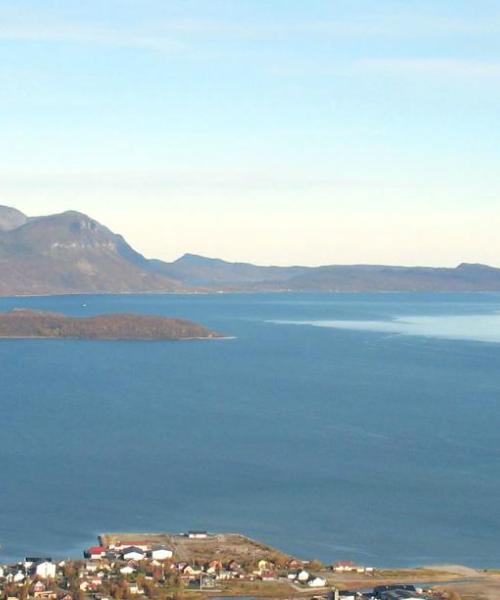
[1,205,500,295]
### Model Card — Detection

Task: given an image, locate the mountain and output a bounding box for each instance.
[0,206,184,295]
[0,206,28,232]
[1,205,500,295]
[149,253,310,286]
[151,254,500,292]
[272,263,500,292]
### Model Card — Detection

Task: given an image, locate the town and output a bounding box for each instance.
[0,532,462,600]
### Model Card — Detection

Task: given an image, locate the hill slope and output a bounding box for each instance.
[0,207,184,295]
[150,253,310,285]
[153,254,500,292]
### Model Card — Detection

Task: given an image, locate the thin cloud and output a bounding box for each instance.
[0,19,185,53]
[0,168,412,192]
[2,12,500,50]
[357,58,500,78]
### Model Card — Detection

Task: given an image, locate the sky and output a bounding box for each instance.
[0,0,499,266]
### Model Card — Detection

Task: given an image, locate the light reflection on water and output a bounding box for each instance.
[272,314,500,343]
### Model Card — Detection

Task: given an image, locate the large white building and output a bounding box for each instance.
[35,561,56,579]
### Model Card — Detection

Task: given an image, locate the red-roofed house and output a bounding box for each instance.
[84,547,106,560]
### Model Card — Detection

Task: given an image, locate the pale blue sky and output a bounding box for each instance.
[1,0,499,265]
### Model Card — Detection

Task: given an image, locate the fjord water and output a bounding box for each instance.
[1,293,500,567]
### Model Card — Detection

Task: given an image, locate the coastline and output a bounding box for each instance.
[1,531,498,599]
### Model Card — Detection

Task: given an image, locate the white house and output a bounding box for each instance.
[308,576,327,588]
[13,571,26,583]
[120,566,136,575]
[187,531,208,539]
[297,569,310,582]
[0,566,4,578]
[122,548,146,561]
[151,548,173,560]
[36,562,56,579]
[333,561,356,573]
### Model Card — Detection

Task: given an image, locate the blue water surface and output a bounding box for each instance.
[0,293,499,567]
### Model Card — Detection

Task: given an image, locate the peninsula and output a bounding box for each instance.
[1,531,493,600]
[0,309,220,340]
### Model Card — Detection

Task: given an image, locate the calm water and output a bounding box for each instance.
[1,293,499,567]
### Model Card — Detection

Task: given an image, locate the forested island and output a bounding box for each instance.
[0,309,220,340]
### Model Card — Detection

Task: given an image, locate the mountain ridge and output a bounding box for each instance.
[1,205,500,295]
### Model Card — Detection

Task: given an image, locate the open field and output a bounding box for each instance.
[324,566,476,589]
[206,580,298,597]
[100,531,292,564]
[326,566,500,600]
[437,575,500,600]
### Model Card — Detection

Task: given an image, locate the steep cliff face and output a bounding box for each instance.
[0,209,184,295]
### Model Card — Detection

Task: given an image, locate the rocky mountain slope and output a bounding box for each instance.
[0,206,184,295]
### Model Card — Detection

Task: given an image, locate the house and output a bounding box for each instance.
[119,566,135,575]
[33,582,46,593]
[256,559,273,574]
[378,592,427,600]
[12,571,25,583]
[35,561,57,579]
[206,560,222,574]
[333,561,356,573]
[308,576,327,588]
[181,565,202,579]
[226,560,241,572]
[297,569,310,582]
[0,566,4,578]
[85,547,106,560]
[150,547,173,560]
[187,531,208,539]
[122,547,146,561]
